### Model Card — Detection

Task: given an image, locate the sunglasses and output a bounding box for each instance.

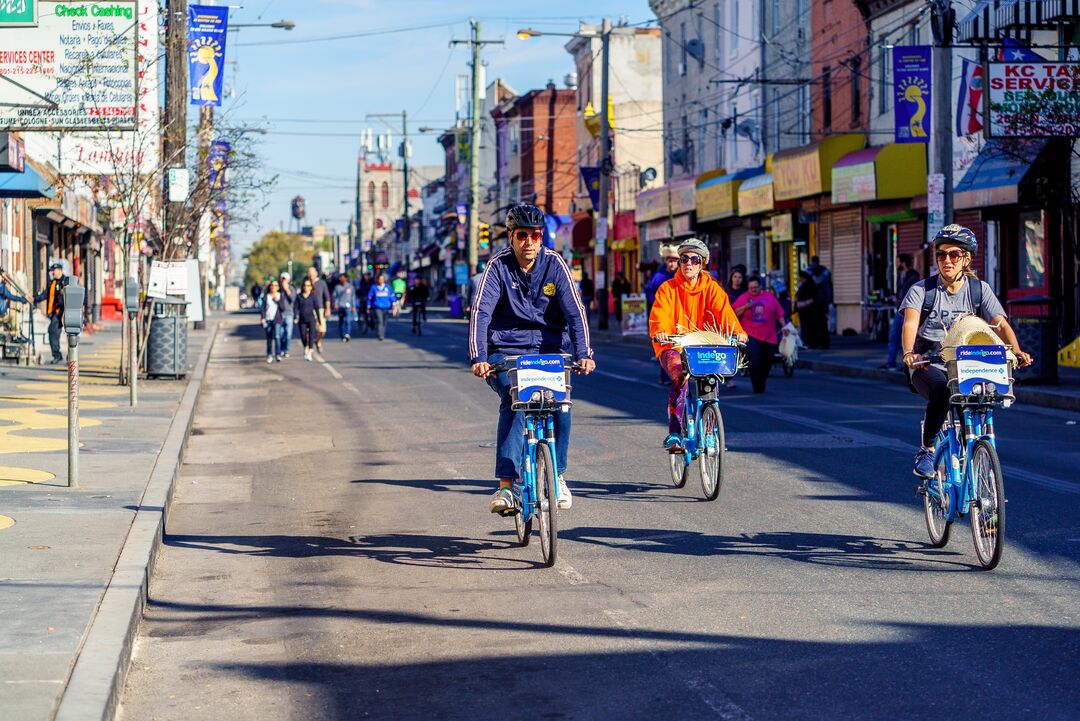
[679,255,702,266]
[935,249,966,262]
[513,229,543,242]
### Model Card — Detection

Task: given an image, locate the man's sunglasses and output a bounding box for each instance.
[679,255,702,266]
[513,229,543,242]
[935,249,966,262]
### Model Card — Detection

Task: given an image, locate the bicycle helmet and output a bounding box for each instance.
[505,204,545,232]
[932,224,977,254]
[676,238,710,265]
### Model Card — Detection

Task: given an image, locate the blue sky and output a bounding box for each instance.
[220,0,654,254]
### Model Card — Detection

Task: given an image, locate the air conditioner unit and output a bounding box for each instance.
[678,61,686,76]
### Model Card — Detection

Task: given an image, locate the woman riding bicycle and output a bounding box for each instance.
[648,238,746,452]
[901,224,1032,478]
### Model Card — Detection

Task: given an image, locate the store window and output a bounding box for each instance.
[381,181,390,208]
[1016,210,1046,289]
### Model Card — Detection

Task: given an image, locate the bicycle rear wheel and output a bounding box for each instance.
[536,443,558,567]
[924,452,953,548]
[698,404,725,501]
[969,439,1005,569]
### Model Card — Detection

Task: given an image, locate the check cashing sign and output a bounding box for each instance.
[0,0,38,26]
[986,61,1080,137]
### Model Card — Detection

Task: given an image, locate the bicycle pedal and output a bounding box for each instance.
[914,485,926,497]
[498,508,519,518]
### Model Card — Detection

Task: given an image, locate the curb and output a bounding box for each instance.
[52,320,222,721]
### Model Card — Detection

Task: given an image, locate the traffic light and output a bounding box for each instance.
[478,222,490,251]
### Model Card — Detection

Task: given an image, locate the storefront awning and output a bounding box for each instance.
[773,134,865,201]
[0,165,55,199]
[696,166,762,222]
[831,143,927,204]
[635,177,696,223]
[954,139,1047,209]
[737,173,774,216]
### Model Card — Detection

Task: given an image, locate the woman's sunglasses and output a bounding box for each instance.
[935,249,966,262]
[679,255,702,266]
[513,229,543,242]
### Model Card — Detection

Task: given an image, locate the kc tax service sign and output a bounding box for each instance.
[0,1,138,131]
[986,62,1080,137]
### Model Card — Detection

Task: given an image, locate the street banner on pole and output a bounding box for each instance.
[956,58,984,136]
[187,5,228,106]
[208,140,230,191]
[893,45,932,144]
[580,166,601,209]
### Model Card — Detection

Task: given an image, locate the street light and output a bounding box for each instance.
[229,20,296,31]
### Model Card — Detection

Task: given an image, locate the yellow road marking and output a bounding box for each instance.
[0,466,55,487]
[0,515,14,530]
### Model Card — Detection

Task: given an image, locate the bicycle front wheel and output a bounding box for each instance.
[536,443,558,567]
[698,404,725,501]
[969,439,1005,569]
[924,452,953,548]
[669,450,688,487]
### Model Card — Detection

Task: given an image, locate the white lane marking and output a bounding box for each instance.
[320,359,343,380]
[603,609,754,721]
[342,382,362,396]
[593,370,1080,496]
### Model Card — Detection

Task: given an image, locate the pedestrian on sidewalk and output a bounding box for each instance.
[279,272,296,357]
[734,275,787,394]
[333,275,356,341]
[726,264,747,298]
[33,263,67,364]
[881,253,921,370]
[579,270,594,325]
[612,272,631,323]
[306,267,331,353]
[260,279,287,362]
[807,255,833,348]
[294,277,321,361]
[366,272,397,341]
[794,270,818,343]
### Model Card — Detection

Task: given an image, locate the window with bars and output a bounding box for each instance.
[822,65,832,129]
[851,56,862,125]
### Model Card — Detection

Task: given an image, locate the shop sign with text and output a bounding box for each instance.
[986,62,1080,137]
[832,162,877,203]
[773,148,822,200]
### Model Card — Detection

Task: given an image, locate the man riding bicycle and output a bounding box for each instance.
[648,238,746,452]
[470,204,596,514]
[901,224,1032,478]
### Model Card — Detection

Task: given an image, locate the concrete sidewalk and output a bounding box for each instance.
[0,320,216,721]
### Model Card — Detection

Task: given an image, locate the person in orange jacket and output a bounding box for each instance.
[649,238,745,451]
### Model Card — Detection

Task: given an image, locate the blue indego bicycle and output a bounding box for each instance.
[917,344,1013,570]
[491,353,580,567]
[660,337,742,501]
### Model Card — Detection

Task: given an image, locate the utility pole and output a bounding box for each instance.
[931,0,954,223]
[596,18,612,330]
[164,0,188,258]
[401,111,410,249]
[193,105,214,329]
[453,20,503,275]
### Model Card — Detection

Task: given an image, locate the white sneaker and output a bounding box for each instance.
[489,487,514,514]
[304,350,313,361]
[557,476,572,509]
[266,355,274,363]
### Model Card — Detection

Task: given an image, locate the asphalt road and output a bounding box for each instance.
[118,312,1080,721]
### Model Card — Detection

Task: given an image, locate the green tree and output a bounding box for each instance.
[244,231,312,289]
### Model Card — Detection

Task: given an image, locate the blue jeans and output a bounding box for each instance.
[281,314,293,354]
[485,353,571,480]
[265,323,283,357]
[886,310,904,367]
[338,309,352,338]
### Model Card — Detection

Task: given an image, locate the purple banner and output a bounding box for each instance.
[893,45,931,144]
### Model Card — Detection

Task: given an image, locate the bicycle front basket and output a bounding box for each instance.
[683,345,739,378]
[948,345,1013,395]
[510,354,570,407]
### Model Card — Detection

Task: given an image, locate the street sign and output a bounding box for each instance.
[927,172,945,242]
[168,168,190,202]
[0,0,37,26]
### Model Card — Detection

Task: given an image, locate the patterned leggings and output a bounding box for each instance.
[660,350,688,433]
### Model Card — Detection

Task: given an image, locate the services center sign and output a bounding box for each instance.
[0,1,139,131]
[986,62,1080,137]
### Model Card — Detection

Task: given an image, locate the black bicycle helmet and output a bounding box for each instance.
[932,224,978,254]
[506,204,545,232]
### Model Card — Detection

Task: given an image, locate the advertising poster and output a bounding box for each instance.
[620,294,648,336]
[893,45,932,144]
[986,62,1080,137]
[187,5,228,106]
[147,261,168,299]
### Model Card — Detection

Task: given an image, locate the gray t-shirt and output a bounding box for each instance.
[900,277,1006,348]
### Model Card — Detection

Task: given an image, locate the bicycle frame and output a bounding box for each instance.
[517,410,560,523]
[928,403,996,523]
[676,374,722,462]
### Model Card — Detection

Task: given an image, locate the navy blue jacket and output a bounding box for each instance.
[469,246,592,364]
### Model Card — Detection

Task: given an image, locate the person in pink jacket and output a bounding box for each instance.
[733,275,787,393]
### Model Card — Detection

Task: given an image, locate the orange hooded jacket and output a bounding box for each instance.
[648,271,744,358]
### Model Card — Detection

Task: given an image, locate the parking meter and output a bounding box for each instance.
[63,279,85,336]
[125,278,139,313]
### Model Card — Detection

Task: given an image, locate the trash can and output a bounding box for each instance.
[147,298,189,379]
[1007,296,1057,384]
[448,294,463,318]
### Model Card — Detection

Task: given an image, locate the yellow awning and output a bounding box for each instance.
[773,134,865,200]
[737,173,774,216]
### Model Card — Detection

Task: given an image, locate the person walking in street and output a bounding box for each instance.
[355,272,373,332]
[470,204,595,514]
[333,275,356,342]
[406,277,429,334]
[260,279,287,363]
[366,272,397,341]
[649,239,745,451]
[612,272,631,323]
[794,270,819,346]
[391,274,407,315]
[294,277,321,361]
[734,275,787,394]
[579,270,594,325]
[645,248,679,385]
[881,253,922,370]
[278,272,296,357]
[306,267,331,353]
[33,263,68,364]
[807,255,833,348]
